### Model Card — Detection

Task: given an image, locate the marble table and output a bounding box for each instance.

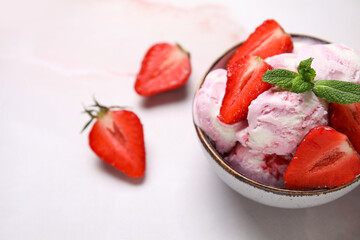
[1,0,360,239]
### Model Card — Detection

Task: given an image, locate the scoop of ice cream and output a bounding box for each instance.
[193,69,246,154]
[225,144,291,188]
[237,88,328,155]
[298,44,360,83]
[265,53,298,72]
[292,37,323,53]
[266,43,360,84]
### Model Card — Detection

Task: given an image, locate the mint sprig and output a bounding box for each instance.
[297,57,316,82]
[313,80,360,104]
[262,69,298,88]
[262,58,360,104]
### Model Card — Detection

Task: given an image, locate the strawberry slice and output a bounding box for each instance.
[227,19,293,67]
[135,42,191,96]
[83,101,146,178]
[284,126,360,190]
[218,55,272,124]
[329,102,360,154]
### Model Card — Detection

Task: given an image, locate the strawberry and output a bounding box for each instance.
[227,19,293,67]
[135,42,191,96]
[218,55,272,124]
[329,102,360,154]
[284,126,360,190]
[82,100,145,178]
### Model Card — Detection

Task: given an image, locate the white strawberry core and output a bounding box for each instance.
[339,140,353,155]
[257,28,283,51]
[99,112,114,132]
[160,46,186,68]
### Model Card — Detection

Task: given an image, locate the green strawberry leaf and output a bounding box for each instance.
[262,69,298,88]
[313,80,360,104]
[290,76,314,93]
[297,58,316,83]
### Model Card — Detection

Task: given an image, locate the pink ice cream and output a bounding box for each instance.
[194,40,360,187]
[237,89,328,155]
[225,144,291,188]
[239,43,360,156]
[193,69,246,154]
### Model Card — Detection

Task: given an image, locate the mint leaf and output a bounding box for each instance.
[262,57,360,104]
[297,58,316,83]
[290,76,314,93]
[298,57,313,69]
[313,80,360,104]
[262,69,298,88]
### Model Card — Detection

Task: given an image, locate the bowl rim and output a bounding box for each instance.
[193,33,360,196]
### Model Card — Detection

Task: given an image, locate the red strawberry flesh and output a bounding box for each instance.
[89,110,146,178]
[227,19,293,67]
[218,56,272,124]
[284,126,360,190]
[135,43,191,96]
[329,102,360,154]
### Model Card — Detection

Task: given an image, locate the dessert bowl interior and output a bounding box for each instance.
[193,34,360,208]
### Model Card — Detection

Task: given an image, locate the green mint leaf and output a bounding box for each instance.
[290,76,314,93]
[297,58,316,83]
[298,57,313,69]
[313,80,360,104]
[262,69,298,88]
[262,57,360,105]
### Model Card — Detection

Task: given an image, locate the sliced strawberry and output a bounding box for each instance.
[329,102,360,154]
[83,101,145,178]
[227,19,293,67]
[218,55,272,124]
[135,43,191,96]
[284,126,360,190]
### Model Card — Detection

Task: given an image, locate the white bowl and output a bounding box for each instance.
[193,34,360,208]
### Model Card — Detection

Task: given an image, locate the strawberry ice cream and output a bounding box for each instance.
[225,144,291,188]
[193,69,246,154]
[236,89,328,155]
[194,37,360,188]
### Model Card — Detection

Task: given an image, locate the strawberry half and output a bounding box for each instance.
[329,102,360,154]
[227,19,293,67]
[83,101,146,178]
[135,42,191,96]
[218,55,272,124]
[284,126,360,190]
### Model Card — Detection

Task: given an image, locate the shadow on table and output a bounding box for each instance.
[97,160,145,185]
[139,83,189,108]
[220,183,360,240]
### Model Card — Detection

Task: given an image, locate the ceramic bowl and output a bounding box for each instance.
[193,34,360,208]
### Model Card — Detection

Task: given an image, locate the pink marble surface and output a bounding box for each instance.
[1,0,360,239]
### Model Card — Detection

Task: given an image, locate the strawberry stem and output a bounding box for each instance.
[176,43,190,56]
[81,117,95,133]
[81,98,126,133]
